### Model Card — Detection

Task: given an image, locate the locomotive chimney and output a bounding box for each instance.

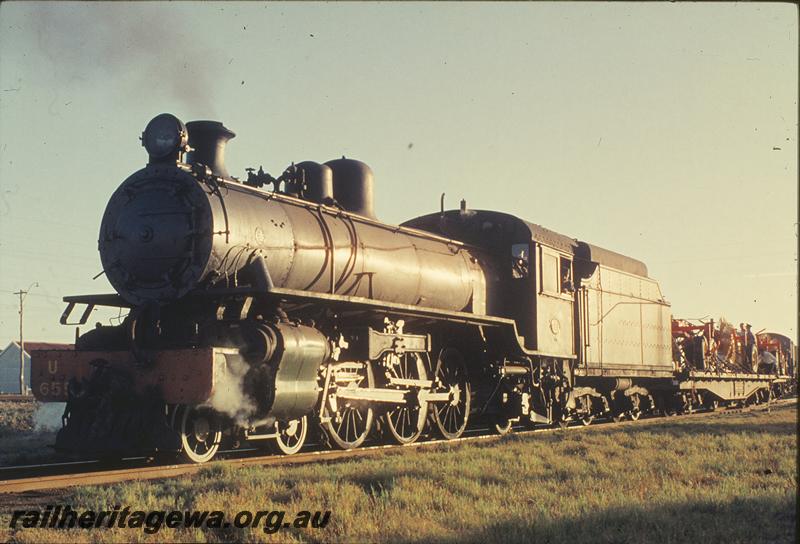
[185,120,236,179]
[324,157,377,220]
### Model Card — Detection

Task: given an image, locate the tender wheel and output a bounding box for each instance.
[683,396,695,414]
[628,394,642,421]
[494,417,513,435]
[578,395,595,426]
[663,397,680,416]
[431,348,471,440]
[322,362,375,450]
[384,353,429,445]
[177,405,222,464]
[273,416,308,455]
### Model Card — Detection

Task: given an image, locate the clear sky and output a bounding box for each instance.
[0,1,797,345]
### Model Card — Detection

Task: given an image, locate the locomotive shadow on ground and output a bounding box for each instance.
[425,495,796,544]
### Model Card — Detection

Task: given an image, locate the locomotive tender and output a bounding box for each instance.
[30,114,792,462]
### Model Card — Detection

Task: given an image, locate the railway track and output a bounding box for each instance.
[0,395,33,402]
[0,397,794,494]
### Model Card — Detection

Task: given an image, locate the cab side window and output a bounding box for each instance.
[560,257,574,294]
[542,252,558,293]
[511,243,529,279]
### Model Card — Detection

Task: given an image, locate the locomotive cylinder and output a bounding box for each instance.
[244,323,328,420]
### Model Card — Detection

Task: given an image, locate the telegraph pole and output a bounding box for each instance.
[13,282,38,395]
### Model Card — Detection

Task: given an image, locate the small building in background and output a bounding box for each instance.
[0,342,73,394]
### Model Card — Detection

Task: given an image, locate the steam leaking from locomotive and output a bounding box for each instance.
[207,355,255,425]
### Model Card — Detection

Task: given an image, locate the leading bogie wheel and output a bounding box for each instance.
[177,405,222,464]
[273,416,308,455]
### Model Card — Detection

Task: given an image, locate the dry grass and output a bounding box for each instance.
[0,400,36,433]
[2,402,796,544]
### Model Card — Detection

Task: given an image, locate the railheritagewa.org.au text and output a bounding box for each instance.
[10,505,331,534]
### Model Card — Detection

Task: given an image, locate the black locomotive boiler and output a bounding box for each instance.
[30,114,791,462]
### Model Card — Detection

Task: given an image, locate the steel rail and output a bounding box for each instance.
[0,395,33,402]
[0,398,794,495]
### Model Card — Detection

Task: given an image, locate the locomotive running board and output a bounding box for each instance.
[57,290,577,359]
[265,287,514,328]
[263,287,576,360]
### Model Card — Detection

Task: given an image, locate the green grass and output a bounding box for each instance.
[3,403,796,544]
[0,400,58,466]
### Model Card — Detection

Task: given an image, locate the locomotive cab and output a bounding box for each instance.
[403,210,579,358]
[505,237,577,357]
[533,242,576,358]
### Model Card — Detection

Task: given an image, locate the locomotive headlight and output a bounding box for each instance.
[141,113,188,160]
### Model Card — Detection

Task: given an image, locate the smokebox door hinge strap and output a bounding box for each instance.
[202,173,231,244]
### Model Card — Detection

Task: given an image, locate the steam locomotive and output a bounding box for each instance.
[30,114,794,462]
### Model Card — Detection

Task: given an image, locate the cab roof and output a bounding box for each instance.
[403,209,649,277]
